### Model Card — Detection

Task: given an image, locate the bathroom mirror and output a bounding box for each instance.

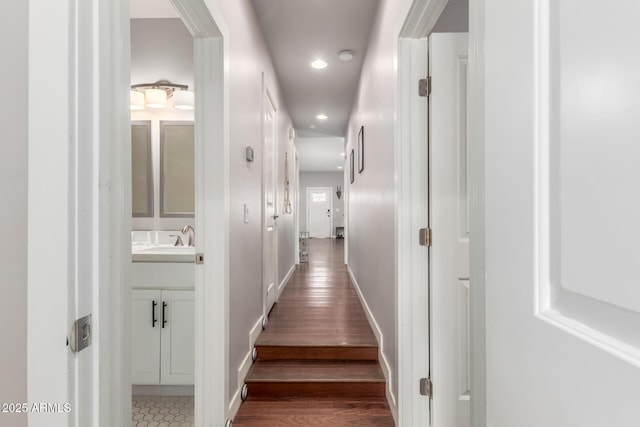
[160,121,195,217]
[131,121,154,217]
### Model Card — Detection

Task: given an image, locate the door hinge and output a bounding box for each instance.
[420,377,433,398]
[419,76,432,97]
[419,228,432,247]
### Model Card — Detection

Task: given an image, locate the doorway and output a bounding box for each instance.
[262,82,279,318]
[306,187,333,238]
[119,0,227,425]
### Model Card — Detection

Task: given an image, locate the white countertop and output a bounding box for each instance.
[132,244,196,263]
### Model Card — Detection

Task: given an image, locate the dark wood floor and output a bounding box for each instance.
[234,238,395,426]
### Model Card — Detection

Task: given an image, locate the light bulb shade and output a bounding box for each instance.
[145,88,167,108]
[173,90,194,110]
[130,90,145,110]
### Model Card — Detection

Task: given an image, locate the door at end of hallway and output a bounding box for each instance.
[307,187,333,238]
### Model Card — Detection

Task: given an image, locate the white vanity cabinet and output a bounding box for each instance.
[132,288,195,385]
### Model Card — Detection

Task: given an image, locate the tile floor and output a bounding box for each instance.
[131,395,194,427]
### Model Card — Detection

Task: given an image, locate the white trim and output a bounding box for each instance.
[106,0,133,425]
[228,317,263,418]
[348,267,398,423]
[294,150,300,263]
[467,0,486,425]
[28,1,73,425]
[400,0,451,38]
[132,385,194,396]
[305,186,334,238]
[278,264,295,298]
[395,36,430,427]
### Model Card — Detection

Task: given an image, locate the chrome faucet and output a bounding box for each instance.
[182,224,195,247]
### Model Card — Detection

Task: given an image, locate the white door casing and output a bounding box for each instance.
[307,187,333,238]
[483,0,640,425]
[430,33,470,427]
[263,82,278,317]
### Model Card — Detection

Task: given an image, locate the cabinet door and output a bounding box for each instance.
[132,289,161,384]
[160,290,195,385]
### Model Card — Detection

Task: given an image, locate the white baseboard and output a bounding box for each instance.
[278,264,295,298]
[228,316,264,418]
[347,266,398,423]
[132,385,194,396]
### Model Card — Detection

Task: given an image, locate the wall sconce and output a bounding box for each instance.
[130,80,194,111]
[336,185,342,200]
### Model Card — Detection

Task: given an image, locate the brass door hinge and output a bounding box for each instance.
[419,76,432,97]
[419,228,432,247]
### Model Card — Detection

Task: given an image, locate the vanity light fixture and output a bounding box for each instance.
[172,90,195,110]
[130,90,145,110]
[130,80,194,110]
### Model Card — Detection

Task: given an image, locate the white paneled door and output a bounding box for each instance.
[307,187,333,238]
[483,0,640,425]
[430,33,470,427]
[263,84,278,317]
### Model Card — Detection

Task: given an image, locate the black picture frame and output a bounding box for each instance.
[350,149,355,184]
[357,126,364,173]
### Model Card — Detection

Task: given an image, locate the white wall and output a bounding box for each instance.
[345,0,417,407]
[0,1,27,425]
[130,18,196,232]
[206,0,296,403]
[299,172,345,232]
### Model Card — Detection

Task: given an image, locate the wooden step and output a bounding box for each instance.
[233,397,395,427]
[245,360,386,398]
[255,344,378,361]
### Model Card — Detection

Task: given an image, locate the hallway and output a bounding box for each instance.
[234,238,394,426]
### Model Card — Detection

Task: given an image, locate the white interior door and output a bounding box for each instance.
[430,33,470,427]
[263,86,278,316]
[482,1,640,425]
[307,187,332,238]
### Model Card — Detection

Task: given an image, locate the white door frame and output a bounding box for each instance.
[114,0,229,425]
[294,150,300,263]
[467,0,486,424]
[306,187,334,238]
[396,0,486,426]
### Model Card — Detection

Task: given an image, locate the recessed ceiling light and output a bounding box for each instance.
[337,166,343,170]
[311,59,327,69]
[338,50,354,61]
[316,114,328,120]
[310,124,316,129]
[340,152,345,157]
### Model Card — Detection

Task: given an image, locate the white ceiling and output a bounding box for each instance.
[130,0,379,172]
[251,0,380,138]
[296,138,345,172]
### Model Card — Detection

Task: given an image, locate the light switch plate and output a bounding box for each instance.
[245,146,254,162]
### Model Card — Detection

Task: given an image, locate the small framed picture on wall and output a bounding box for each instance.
[357,126,364,173]
[350,149,355,184]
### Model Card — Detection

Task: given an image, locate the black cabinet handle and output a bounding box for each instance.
[152,301,158,327]
[162,302,168,328]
